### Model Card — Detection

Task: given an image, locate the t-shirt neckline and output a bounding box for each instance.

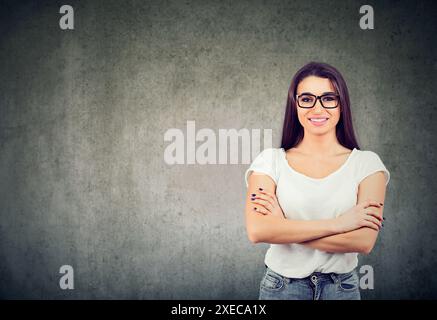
[280,147,357,181]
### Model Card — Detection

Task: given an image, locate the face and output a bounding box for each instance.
[295,76,341,135]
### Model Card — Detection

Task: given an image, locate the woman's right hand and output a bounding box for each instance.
[335,200,384,233]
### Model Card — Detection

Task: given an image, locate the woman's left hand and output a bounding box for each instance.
[250,188,285,219]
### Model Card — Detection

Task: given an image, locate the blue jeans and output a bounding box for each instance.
[259,265,361,300]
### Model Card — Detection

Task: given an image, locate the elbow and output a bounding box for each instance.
[360,242,375,255]
[355,228,379,255]
[248,233,259,244]
[247,230,260,244]
[247,227,263,244]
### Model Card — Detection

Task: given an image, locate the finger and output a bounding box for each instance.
[361,199,382,209]
[363,199,382,208]
[362,216,381,230]
[251,193,275,208]
[251,199,274,212]
[364,215,382,228]
[253,205,269,215]
[363,220,380,231]
[257,191,276,207]
[366,211,383,222]
[252,201,272,213]
[258,190,277,204]
[365,209,383,222]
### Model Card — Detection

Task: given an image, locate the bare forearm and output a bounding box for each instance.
[249,213,339,244]
[300,227,378,254]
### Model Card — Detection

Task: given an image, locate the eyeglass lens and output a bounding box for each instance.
[298,94,339,108]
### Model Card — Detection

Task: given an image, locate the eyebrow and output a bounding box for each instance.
[298,91,337,95]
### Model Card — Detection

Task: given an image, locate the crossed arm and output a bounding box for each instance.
[245,171,387,254]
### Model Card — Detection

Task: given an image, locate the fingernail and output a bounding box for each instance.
[254,207,257,210]
[383,217,386,220]
[382,223,384,227]
[258,188,263,191]
[251,198,255,201]
[251,193,256,196]
[380,203,383,206]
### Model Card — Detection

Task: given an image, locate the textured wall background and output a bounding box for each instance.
[0,0,436,299]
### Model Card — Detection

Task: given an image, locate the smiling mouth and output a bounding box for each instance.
[308,118,329,126]
[309,118,329,122]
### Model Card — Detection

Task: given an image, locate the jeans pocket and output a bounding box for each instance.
[338,270,359,292]
[260,268,285,291]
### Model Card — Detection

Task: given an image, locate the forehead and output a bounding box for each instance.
[297,76,335,95]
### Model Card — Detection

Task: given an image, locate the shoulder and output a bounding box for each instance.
[353,148,390,185]
[257,147,282,161]
[245,148,282,187]
[354,149,383,162]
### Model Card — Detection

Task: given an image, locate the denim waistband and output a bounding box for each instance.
[264,264,356,284]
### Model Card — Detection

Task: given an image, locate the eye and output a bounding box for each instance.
[300,95,314,102]
[322,95,337,102]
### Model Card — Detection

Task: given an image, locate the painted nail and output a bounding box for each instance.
[254,207,257,210]
[251,198,255,201]
[380,203,383,206]
[259,188,263,191]
[251,193,256,196]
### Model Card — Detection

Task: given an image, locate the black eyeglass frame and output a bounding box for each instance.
[296,93,340,109]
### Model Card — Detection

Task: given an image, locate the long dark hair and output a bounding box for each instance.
[280,62,361,151]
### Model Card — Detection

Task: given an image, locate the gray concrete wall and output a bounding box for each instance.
[0,0,436,299]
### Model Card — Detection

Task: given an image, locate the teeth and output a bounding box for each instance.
[310,118,328,122]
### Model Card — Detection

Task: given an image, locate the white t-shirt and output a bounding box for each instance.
[244,147,390,278]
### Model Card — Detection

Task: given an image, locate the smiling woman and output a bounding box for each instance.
[244,62,390,300]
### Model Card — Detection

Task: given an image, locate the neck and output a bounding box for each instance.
[297,132,343,156]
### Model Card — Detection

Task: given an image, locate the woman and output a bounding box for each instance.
[244,62,390,300]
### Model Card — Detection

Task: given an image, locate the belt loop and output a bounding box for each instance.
[330,273,338,283]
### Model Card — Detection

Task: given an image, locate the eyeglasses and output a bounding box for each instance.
[296,93,340,109]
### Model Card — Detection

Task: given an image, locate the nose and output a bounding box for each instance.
[313,98,324,112]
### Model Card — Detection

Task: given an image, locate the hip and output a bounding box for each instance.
[259,264,361,300]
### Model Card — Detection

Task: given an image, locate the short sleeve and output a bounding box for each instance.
[244,148,279,188]
[356,151,390,186]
